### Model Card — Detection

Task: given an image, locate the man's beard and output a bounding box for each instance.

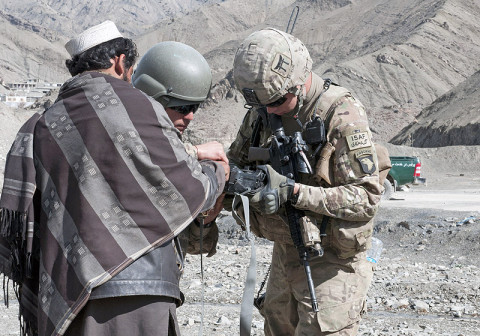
[122,61,131,82]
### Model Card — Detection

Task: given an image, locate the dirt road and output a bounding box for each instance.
[384,189,480,212]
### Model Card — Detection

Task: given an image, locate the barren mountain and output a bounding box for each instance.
[158,0,480,145]
[390,70,480,147]
[1,0,479,145]
[136,0,296,73]
[2,0,479,145]
[0,12,69,84]
[0,0,222,82]
[0,0,221,37]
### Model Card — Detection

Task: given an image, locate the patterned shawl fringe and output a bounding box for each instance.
[2,274,11,307]
[0,208,30,282]
[1,208,37,334]
[20,311,38,336]
[2,263,37,335]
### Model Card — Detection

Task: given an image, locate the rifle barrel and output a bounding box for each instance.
[303,254,319,312]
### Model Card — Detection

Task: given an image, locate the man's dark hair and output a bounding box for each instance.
[65,37,138,76]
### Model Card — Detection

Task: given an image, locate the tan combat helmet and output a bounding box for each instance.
[233,27,312,106]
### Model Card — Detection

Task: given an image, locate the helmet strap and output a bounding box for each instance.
[288,85,307,127]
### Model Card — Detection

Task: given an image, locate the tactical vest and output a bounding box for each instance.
[246,83,389,259]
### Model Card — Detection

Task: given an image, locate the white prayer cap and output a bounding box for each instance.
[65,20,123,57]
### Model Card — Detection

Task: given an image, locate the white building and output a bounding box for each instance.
[1,79,61,108]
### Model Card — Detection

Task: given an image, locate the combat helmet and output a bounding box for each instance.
[233,28,312,106]
[132,41,212,108]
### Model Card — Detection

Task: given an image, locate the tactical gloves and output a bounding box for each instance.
[250,165,295,214]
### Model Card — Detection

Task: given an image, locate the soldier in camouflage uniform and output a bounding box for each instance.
[227,28,382,335]
[132,41,228,264]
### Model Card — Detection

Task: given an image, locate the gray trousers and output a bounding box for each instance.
[65,296,180,336]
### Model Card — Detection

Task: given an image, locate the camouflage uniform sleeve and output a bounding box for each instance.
[294,95,382,221]
[226,109,258,167]
[223,109,257,213]
[183,142,199,159]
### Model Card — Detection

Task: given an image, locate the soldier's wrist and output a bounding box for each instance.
[291,184,301,205]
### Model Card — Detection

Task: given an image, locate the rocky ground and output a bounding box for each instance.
[7,185,478,336]
[174,195,480,336]
[1,172,480,336]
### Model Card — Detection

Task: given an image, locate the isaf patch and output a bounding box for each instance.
[355,149,376,174]
[346,131,372,150]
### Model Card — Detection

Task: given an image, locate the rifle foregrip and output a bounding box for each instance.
[284,202,304,248]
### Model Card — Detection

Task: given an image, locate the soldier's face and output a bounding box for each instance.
[266,93,297,115]
[165,107,194,134]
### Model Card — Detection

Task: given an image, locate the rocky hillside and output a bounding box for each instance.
[0,0,479,146]
[390,70,480,147]
[0,0,221,37]
[162,0,480,145]
[0,0,222,82]
[0,13,69,84]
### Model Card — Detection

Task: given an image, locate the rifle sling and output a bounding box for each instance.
[232,194,257,336]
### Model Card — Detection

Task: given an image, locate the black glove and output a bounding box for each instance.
[250,165,294,214]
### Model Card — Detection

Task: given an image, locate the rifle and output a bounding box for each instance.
[248,108,324,312]
[224,165,266,197]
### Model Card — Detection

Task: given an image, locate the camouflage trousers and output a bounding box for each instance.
[259,242,373,336]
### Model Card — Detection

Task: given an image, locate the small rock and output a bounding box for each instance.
[450,305,465,315]
[252,320,263,329]
[412,300,429,312]
[394,298,410,309]
[398,221,410,229]
[187,279,202,289]
[216,315,232,325]
[385,298,397,307]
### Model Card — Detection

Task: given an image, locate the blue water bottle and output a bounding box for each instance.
[367,237,383,263]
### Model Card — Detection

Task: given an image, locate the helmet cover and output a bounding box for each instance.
[233,28,312,105]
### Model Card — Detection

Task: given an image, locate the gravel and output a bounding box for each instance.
[1,188,480,335]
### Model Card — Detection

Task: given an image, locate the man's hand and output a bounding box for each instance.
[196,141,230,181]
[250,165,294,214]
[220,161,230,181]
[196,141,229,165]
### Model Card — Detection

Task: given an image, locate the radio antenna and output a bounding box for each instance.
[286,6,300,34]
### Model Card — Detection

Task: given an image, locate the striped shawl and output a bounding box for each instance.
[0,72,216,335]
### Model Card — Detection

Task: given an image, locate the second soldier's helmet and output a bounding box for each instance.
[132,41,212,108]
[233,28,312,106]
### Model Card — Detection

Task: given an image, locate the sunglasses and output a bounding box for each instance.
[266,95,287,108]
[171,104,200,115]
